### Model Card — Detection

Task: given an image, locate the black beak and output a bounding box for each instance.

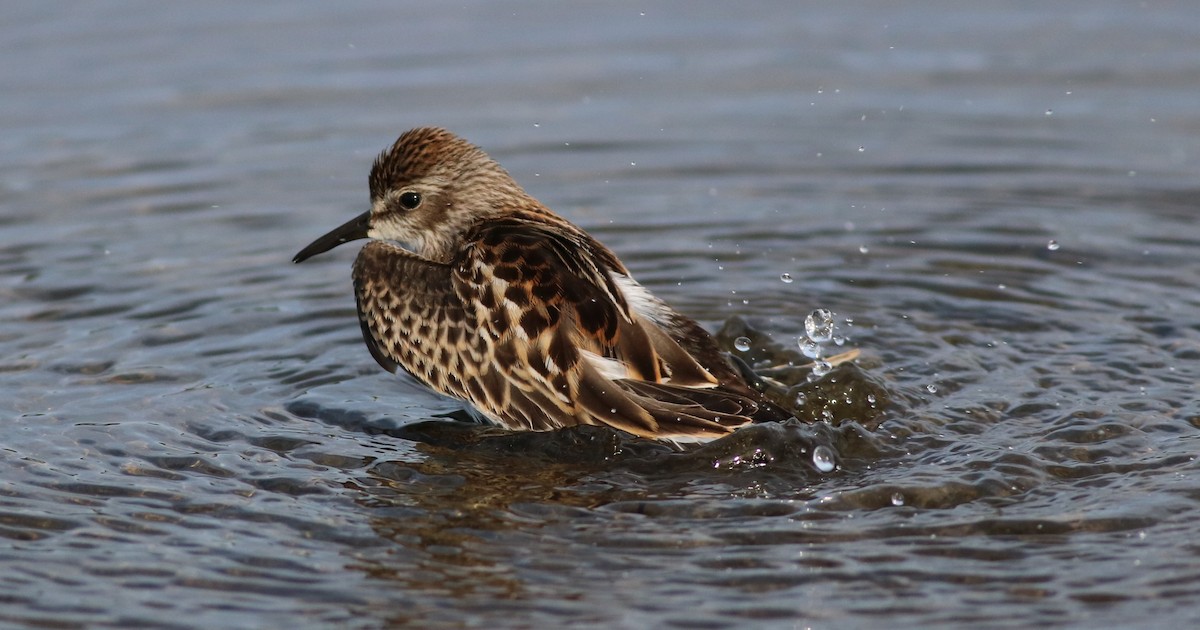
[292,211,371,263]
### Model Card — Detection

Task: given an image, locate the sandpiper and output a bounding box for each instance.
[293,127,790,442]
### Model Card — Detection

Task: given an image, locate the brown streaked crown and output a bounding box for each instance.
[369,127,494,201]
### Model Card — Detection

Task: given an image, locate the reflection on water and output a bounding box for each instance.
[3,1,1200,628]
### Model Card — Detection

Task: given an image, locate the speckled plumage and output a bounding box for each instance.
[294,127,788,441]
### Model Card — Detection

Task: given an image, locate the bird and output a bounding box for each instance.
[293,127,792,442]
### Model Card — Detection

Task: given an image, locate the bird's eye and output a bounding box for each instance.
[398,191,422,210]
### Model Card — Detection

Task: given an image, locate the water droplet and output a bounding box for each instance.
[866,393,877,405]
[857,145,865,152]
[812,360,833,377]
[858,245,870,254]
[926,383,938,394]
[812,446,836,472]
[1044,109,1053,116]
[891,492,905,506]
[780,272,794,284]
[734,337,751,352]
[805,308,835,343]
[1047,239,1060,251]
[798,337,822,359]
[794,392,807,406]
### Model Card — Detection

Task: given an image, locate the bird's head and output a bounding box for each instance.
[293,127,528,264]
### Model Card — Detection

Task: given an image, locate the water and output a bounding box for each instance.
[805,309,835,344]
[3,1,1200,628]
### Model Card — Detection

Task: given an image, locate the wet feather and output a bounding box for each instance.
[299,127,793,441]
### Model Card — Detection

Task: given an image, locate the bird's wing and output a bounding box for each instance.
[454,216,764,440]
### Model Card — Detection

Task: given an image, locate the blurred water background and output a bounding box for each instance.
[2,2,1199,627]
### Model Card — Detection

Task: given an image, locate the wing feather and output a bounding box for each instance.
[453,214,770,440]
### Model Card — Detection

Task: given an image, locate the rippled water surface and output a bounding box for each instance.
[4,2,1200,628]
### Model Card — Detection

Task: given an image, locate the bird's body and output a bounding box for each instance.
[294,127,788,442]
